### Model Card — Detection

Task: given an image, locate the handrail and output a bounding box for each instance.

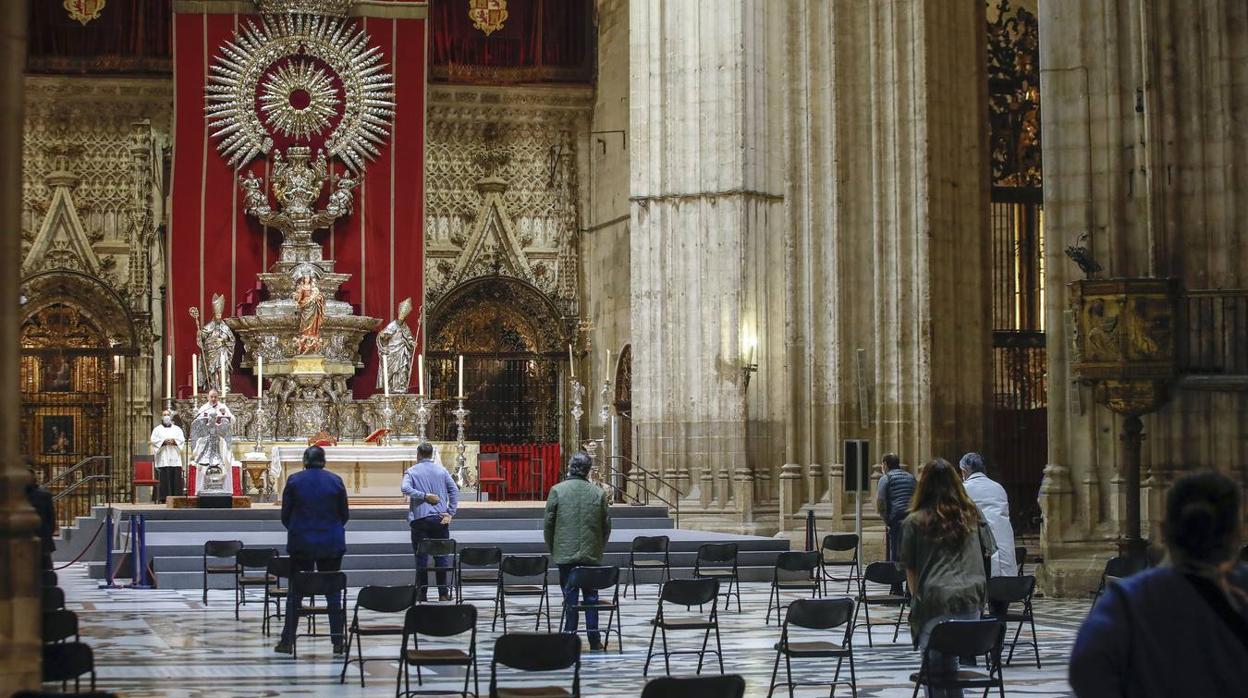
[604,455,683,528]
[52,474,110,502]
[47,455,111,488]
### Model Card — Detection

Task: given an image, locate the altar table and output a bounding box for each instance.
[268,443,478,499]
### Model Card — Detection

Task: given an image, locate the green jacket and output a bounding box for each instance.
[543,476,612,565]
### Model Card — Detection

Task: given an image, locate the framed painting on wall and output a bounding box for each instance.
[41,415,75,455]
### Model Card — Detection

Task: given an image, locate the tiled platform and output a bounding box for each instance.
[53,563,1081,697]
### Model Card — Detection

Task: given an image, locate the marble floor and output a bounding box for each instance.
[54,563,1082,697]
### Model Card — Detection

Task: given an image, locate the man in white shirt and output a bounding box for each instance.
[960,452,1018,576]
[149,410,185,502]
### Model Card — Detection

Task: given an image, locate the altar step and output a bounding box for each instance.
[85,505,791,588]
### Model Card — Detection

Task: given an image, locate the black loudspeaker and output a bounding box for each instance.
[844,439,870,493]
[198,494,233,509]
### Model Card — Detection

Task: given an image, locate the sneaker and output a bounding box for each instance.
[333,642,347,656]
[589,639,603,651]
[274,642,293,655]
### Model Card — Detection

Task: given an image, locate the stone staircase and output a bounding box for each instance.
[80,504,791,589]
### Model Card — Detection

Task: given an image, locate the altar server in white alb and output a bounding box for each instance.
[960,452,1018,576]
[192,389,237,494]
[149,410,185,502]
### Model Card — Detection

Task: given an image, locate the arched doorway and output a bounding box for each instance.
[20,271,139,524]
[612,344,632,501]
[427,275,572,498]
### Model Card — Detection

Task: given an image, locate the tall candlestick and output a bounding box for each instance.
[383,354,391,396]
[220,355,227,395]
[192,355,198,398]
[568,344,575,378]
[457,354,464,397]
[417,354,425,396]
[165,355,172,400]
[605,349,611,379]
[257,356,264,400]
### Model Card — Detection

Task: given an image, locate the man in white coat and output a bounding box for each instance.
[150,410,186,502]
[960,452,1018,576]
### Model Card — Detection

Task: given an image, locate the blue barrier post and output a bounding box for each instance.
[99,508,119,589]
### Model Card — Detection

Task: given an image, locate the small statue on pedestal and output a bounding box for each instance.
[191,294,235,394]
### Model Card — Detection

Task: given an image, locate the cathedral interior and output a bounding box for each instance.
[1,0,1246,695]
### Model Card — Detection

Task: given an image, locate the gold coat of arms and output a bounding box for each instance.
[64,0,106,26]
[468,0,508,36]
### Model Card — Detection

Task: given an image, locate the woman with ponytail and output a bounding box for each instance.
[1070,470,1247,697]
[899,458,997,698]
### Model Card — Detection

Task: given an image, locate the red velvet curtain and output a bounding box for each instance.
[28,0,172,73]
[170,7,426,401]
[430,0,592,83]
[480,443,561,499]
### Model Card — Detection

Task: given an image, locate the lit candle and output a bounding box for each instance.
[605,349,611,379]
[220,355,228,395]
[257,356,264,400]
[192,355,198,398]
[457,354,464,397]
[165,355,172,400]
[568,344,575,379]
[417,354,425,396]
[382,354,391,396]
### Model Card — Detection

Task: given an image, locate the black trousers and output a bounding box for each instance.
[156,467,184,503]
[280,555,344,645]
[886,520,905,595]
[409,516,451,599]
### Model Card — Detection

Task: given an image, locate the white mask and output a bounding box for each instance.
[162,416,172,426]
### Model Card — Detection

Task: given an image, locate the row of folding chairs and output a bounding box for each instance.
[36,569,116,698]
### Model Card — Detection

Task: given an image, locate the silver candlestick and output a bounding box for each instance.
[569,377,585,461]
[253,394,266,455]
[598,377,612,491]
[453,397,470,488]
[415,394,432,442]
[380,394,396,446]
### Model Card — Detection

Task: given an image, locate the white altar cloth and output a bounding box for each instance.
[268,445,453,498]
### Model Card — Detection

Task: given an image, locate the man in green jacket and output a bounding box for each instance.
[544,451,612,650]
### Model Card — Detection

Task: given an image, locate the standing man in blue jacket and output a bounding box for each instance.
[401,442,458,601]
[275,445,350,655]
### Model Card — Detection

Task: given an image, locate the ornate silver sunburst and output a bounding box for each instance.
[259,60,340,140]
[205,13,396,172]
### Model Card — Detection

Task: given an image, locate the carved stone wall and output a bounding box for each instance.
[19,75,171,460]
[424,85,593,319]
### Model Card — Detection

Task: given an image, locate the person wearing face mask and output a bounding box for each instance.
[150,409,186,502]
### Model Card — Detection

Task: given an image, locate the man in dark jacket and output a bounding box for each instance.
[876,453,916,595]
[276,445,350,655]
[544,451,612,650]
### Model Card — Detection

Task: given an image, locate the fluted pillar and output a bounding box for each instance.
[0,0,39,693]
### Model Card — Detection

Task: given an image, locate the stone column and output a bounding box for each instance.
[0,1,39,693]
[629,0,786,533]
[1039,0,1248,593]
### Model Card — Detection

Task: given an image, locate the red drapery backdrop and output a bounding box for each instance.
[480,442,560,499]
[28,0,172,74]
[169,4,426,401]
[429,0,591,83]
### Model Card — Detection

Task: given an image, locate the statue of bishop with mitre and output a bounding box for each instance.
[376,297,415,393]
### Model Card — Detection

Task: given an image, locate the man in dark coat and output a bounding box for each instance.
[275,445,350,655]
[544,451,612,650]
[876,453,916,595]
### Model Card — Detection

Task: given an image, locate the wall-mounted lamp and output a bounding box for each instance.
[742,336,758,391]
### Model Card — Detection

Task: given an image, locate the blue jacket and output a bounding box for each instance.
[280,466,350,557]
[1069,564,1248,698]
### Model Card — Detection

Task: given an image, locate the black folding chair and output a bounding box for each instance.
[909,619,1006,698]
[623,535,672,599]
[202,539,243,604]
[43,609,79,644]
[398,603,479,698]
[820,534,861,594]
[42,586,65,612]
[852,561,909,647]
[234,547,277,619]
[694,543,741,612]
[495,555,551,632]
[490,632,580,698]
[262,556,292,636]
[1090,556,1147,606]
[1014,546,1028,576]
[644,578,724,677]
[765,551,822,625]
[456,546,502,609]
[767,598,857,698]
[290,570,348,659]
[339,584,416,686]
[561,565,623,653]
[42,642,95,693]
[415,538,458,601]
[987,575,1041,668]
[642,674,746,698]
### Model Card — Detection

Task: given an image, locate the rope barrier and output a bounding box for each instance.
[53,514,109,571]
